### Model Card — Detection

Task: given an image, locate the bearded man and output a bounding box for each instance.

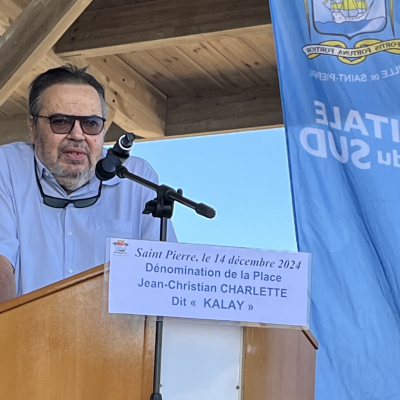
[0,65,175,303]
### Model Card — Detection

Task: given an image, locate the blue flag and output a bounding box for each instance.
[269,1,400,399]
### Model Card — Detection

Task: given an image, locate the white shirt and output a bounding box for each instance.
[0,142,176,295]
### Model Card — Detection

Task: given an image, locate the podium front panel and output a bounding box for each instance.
[0,266,317,400]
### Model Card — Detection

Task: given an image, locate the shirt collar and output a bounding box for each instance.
[34,154,50,180]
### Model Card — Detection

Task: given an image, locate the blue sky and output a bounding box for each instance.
[132,128,297,252]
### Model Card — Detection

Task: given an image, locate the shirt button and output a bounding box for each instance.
[68,231,72,236]
[68,269,73,274]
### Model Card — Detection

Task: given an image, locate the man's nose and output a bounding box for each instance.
[67,118,85,140]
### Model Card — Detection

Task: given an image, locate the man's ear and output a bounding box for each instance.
[28,115,35,144]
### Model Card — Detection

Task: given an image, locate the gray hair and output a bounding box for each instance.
[29,64,107,122]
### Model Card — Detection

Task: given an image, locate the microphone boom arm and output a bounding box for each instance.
[116,166,216,219]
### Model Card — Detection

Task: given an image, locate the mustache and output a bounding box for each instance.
[58,141,92,157]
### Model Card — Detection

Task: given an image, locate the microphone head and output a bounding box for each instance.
[95,152,121,181]
[119,133,135,150]
[96,134,135,181]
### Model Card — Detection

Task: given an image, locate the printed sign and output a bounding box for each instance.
[109,239,311,327]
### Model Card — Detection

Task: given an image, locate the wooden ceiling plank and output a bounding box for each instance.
[112,107,163,139]
[60,54,166,138]
[13,51,65,98]
[177,42,256,91]
[0,0,24,35]
[39,51,68,70]
[88,55,166,119]
[0,96,26,116]
[12,0,30,9]
[104,106,116,134]
[0,0,22,17]
[12,87,29,109]
[118,52,196,97]
[0,17,9,36]
[104,121,131,144]
[56,0,270,57]
[208,37,277,86]
[147,47,225,95]
[86,0,135,11]
[87,55,166,138]
[13,52,69,113]
[240,28,277,64]
[0,0,93,108]
[9,92,27,111]
[65,0,267,32]
[0,114,28,145]
[15,52,69,105]
[166,85,282,137]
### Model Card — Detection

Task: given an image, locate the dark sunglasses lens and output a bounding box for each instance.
[50,115,74,134]
[81,117,104,135]
[44,197,69,208]
[73,196,100,208]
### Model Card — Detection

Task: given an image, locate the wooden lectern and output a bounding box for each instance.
[0,266,317,400]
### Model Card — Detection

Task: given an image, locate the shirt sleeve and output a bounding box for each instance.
[0,148,20,269]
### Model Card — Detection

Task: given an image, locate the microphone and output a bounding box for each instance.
[96,133,135,181]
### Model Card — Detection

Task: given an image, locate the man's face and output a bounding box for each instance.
[29,83,105,193]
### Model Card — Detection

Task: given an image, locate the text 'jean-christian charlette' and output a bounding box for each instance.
[134,247,294,310]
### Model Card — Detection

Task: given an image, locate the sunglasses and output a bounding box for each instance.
[34,159,102,208]
[34,114,106,135]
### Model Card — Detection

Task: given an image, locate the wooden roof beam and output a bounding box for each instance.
[56,0,270,58]
[165,85,283,137]
[0,0,93,108]
[0,0,23,36]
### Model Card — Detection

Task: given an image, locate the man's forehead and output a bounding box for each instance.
[40,84,102,113]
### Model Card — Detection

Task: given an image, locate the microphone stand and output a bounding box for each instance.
[115,165,216,400]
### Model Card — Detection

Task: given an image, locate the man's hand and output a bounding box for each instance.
[0,255,16,304]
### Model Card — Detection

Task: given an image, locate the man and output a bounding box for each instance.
[0,65,175,303]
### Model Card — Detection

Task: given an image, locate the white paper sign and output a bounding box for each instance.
[108,239,311,327]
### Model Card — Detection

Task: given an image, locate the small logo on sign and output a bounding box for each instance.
[113,239,129,255]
